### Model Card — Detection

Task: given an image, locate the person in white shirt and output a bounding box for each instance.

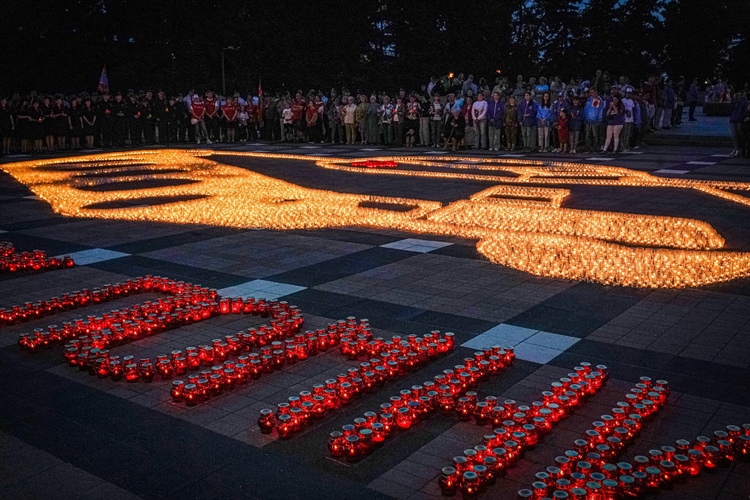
[472,92,488,149]
[621,87,636,151]
[343,96,358,145]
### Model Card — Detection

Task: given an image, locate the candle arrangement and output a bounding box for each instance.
[0,241,74,274]
[327,346,516,461]
[349,160,399,169]
[519,423,750,499]
[257,329,457,439]
[2,275,188,325]
[438,363,609,497]
[518,377,670,500]
[3,149,750,289]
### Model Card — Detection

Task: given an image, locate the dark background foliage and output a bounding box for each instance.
[1,0,748,95]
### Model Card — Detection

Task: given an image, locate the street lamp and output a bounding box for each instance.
[221,46,240,97]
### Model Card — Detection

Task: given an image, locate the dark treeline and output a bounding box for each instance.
[1,0,748,95]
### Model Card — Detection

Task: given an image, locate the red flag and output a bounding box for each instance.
[258,78,262,97]
[97,65,109,94]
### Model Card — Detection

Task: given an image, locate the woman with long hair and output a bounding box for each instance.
[53,95,68,150]
[537,92,553,152]
[81,97,97,149]
[603,94,625,153]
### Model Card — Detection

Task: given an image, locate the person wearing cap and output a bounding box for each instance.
[621,87,635,152]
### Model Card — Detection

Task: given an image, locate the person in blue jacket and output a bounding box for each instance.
[583,87,605,152]
[518,92,538,152]
[536,92,553,152]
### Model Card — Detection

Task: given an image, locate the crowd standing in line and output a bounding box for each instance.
[1,72,749,158]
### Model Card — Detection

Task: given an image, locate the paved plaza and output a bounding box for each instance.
[0,141,749,499]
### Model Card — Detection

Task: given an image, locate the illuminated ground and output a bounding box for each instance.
[0,142,749,499]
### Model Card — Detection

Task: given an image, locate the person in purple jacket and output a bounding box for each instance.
[518,92,538,152]
[487,91,505,151]
[602,93,625,153]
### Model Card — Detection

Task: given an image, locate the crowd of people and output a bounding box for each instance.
[1,72,748,158]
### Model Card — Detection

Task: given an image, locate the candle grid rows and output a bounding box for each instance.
[257,330,457,440]
[0,241,74,274]
[520,377,670,499]
[438,362,609,498]
[326,345,516,462]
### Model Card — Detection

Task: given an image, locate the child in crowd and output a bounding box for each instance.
[557,109,569,153]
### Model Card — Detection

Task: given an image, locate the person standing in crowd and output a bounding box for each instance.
[378,95,394,146]
[141,90,156,145]
[429,93,443,148]
[190,94,209,145]
[687,78,699,121]
[568,95,583,154]
[204,90,219,142]
[537,92,553,153]
[557,107,569,153]
[166,96,179,143]
[98,92,114,147]
[418,94,430,147]
[126,93,143,145]
[672,77,685,127]
[550,93,568,153]
[740,98,750,158]
[603,93,625,153]
[328,97,343,144]
[111,92,127,147]
[343,96,357,145]
[518,92,538,152]
[472,92,488,149]
[367,95,380,145]
[223,96,238,143]
[487,91,504,151]
[305,98,320,143]
[52,95,68,151]
[392,96,405,146]
[282,101,294,142]
[67,97,82,150]
[504,95,518,151]
[81,97,97,149]
[405,94,420,146]
[584,87,604,152]
[0,97,13,155]
[621,87,635,152]
[356,94,369,145]
[729,92,747,157]
[40,95,55,152]
[154,90,168,144]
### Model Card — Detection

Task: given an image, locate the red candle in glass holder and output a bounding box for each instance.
[439,466,460,496]
[171,380,184,402]
[276,414,293,439]
[258,409,276,434]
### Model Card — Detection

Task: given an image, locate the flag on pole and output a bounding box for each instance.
[97,65,109,94]
[258,78,262,97]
